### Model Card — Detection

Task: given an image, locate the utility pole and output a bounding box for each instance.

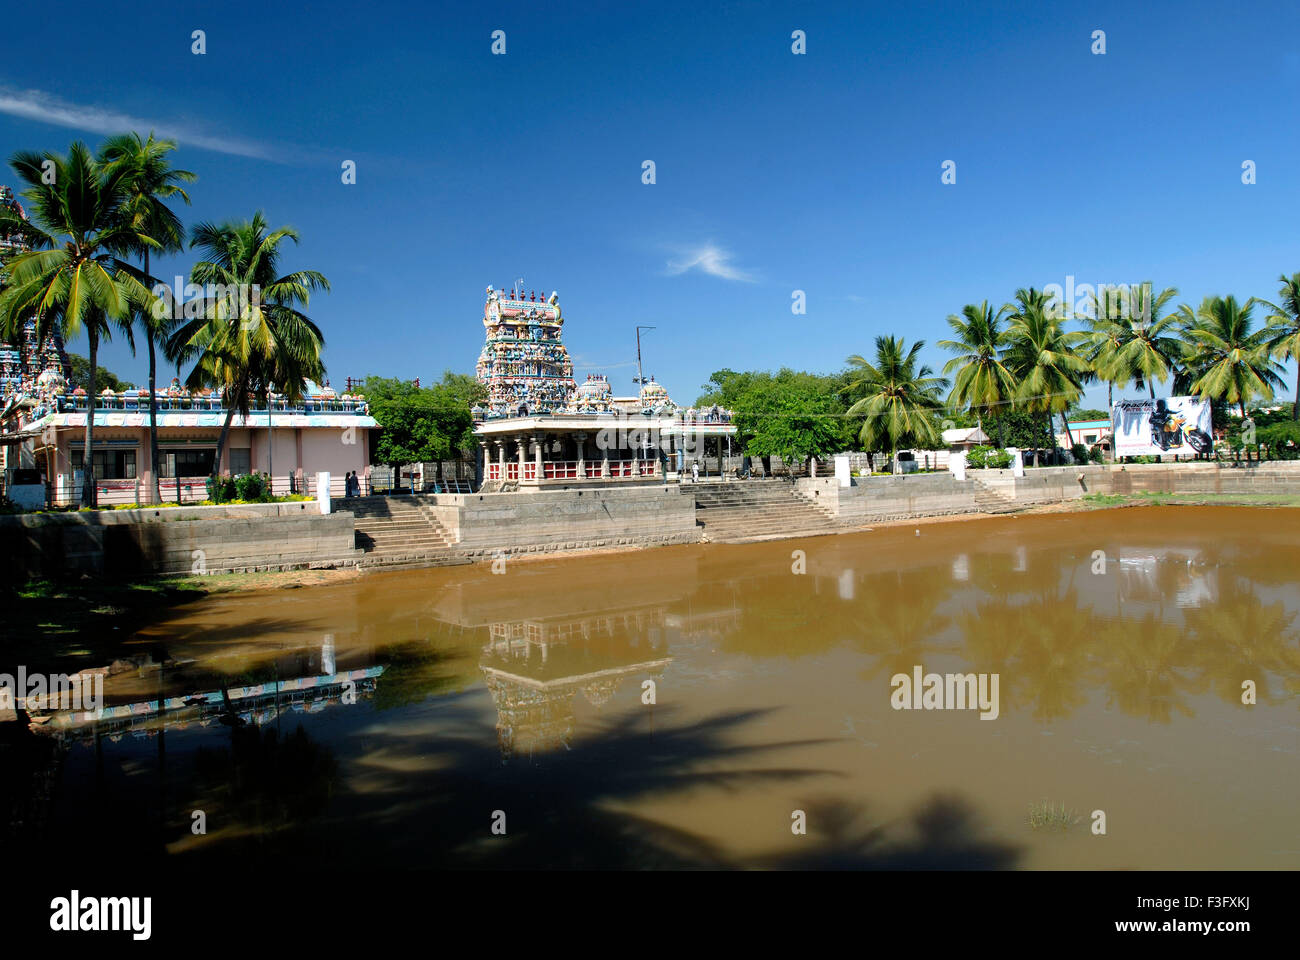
[634,325,656,391]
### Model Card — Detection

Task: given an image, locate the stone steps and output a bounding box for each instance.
[971,480,1020,514]
[337,496,454,561]
[694,483,845,543]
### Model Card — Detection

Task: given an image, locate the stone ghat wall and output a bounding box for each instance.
[424,486,699,556]
[0,504,357,578]
[797,473,977,520]
[801,462,1300,517]
[971,461,1300,503]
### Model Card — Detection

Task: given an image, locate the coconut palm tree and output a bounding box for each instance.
[0,142,151,506]
[1113,284,1183,398]
[1081,286,1141,409]
[938,300,1016,445]
[1258,272,1300,421]
[1004,289,1089,456]
[842,336,948,474]
[168,213,328,483]
[1177,296,1283,419]
[98,132,196,504]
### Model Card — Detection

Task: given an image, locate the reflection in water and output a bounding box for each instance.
[4,507,1298,869]
[479,612,672,758]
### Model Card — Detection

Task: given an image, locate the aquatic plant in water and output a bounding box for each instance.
[1027,800,1080,831]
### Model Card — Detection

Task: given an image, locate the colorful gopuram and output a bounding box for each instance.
[471,283,736,489]
[476,285,575,417]
[0,185,71,401]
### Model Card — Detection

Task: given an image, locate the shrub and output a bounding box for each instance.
[205,475,237,503]
[234,472,269,502]
[967,446,1011,469]
[1089,446,1104,464]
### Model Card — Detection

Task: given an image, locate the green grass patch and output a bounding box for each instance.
[1,577,210,670]
[1027,800,1081,831]
[1079,491,1300,509]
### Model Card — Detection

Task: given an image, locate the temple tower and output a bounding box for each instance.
[475,285,575,417]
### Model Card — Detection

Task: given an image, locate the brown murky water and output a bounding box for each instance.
[11,506,1300,869]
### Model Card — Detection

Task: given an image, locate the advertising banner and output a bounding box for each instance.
[1111,397,1214,457]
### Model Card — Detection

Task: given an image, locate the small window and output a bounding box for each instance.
[228,448,251,475]
[162,449,216,477]
[71,449,137,480]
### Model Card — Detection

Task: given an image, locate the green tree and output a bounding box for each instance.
[1178,296,1284,418]
[938,300,1016,445]
[98,132,196,504]
[0,142,151,506]
[731,375,847,473]
[1065,407,1109,421]
[1095,284,1183,399]
[363,373,487,478]
[843,336,949,473]
[169,213,328,480]
[1259,272,1300,421]
[1081,285,1138,410]
[983,409,1055,450]
[1004,289,1089,454]
[696,368,764,408]
[66,353,135,393]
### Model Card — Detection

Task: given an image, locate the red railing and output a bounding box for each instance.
[487,458,662,483]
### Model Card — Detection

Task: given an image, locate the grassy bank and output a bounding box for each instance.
[0,567,363,675]
[1076,491,1300,509]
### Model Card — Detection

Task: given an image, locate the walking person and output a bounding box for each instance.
[691,460,699,484]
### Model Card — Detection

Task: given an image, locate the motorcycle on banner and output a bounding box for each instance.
[1150,399,1213,454]
[1112,396,1214,458]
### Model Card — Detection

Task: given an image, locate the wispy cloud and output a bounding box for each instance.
[665,243,757,283]
[0,86,283,161]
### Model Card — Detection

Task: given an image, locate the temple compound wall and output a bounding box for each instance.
[799,461,1300,518]
[428,485,698,556]
[0,502,357,578]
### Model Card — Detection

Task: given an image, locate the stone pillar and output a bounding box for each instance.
[533,434,543,479]
[497,440,506,477]
[574,432,586,478]
[516,435,526,480]
[601,445,610,478]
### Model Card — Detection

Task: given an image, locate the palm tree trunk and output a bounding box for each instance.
[267,393,273,495]
[1292,364,1299,421]
[212,404,237,484]
[82,330,98,508]
[1060,413,1075,447]
[147,329,160,505]
[1241,400,1250,464]
[145,248,161,506]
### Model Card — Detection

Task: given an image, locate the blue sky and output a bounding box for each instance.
[1,0,1298,409]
